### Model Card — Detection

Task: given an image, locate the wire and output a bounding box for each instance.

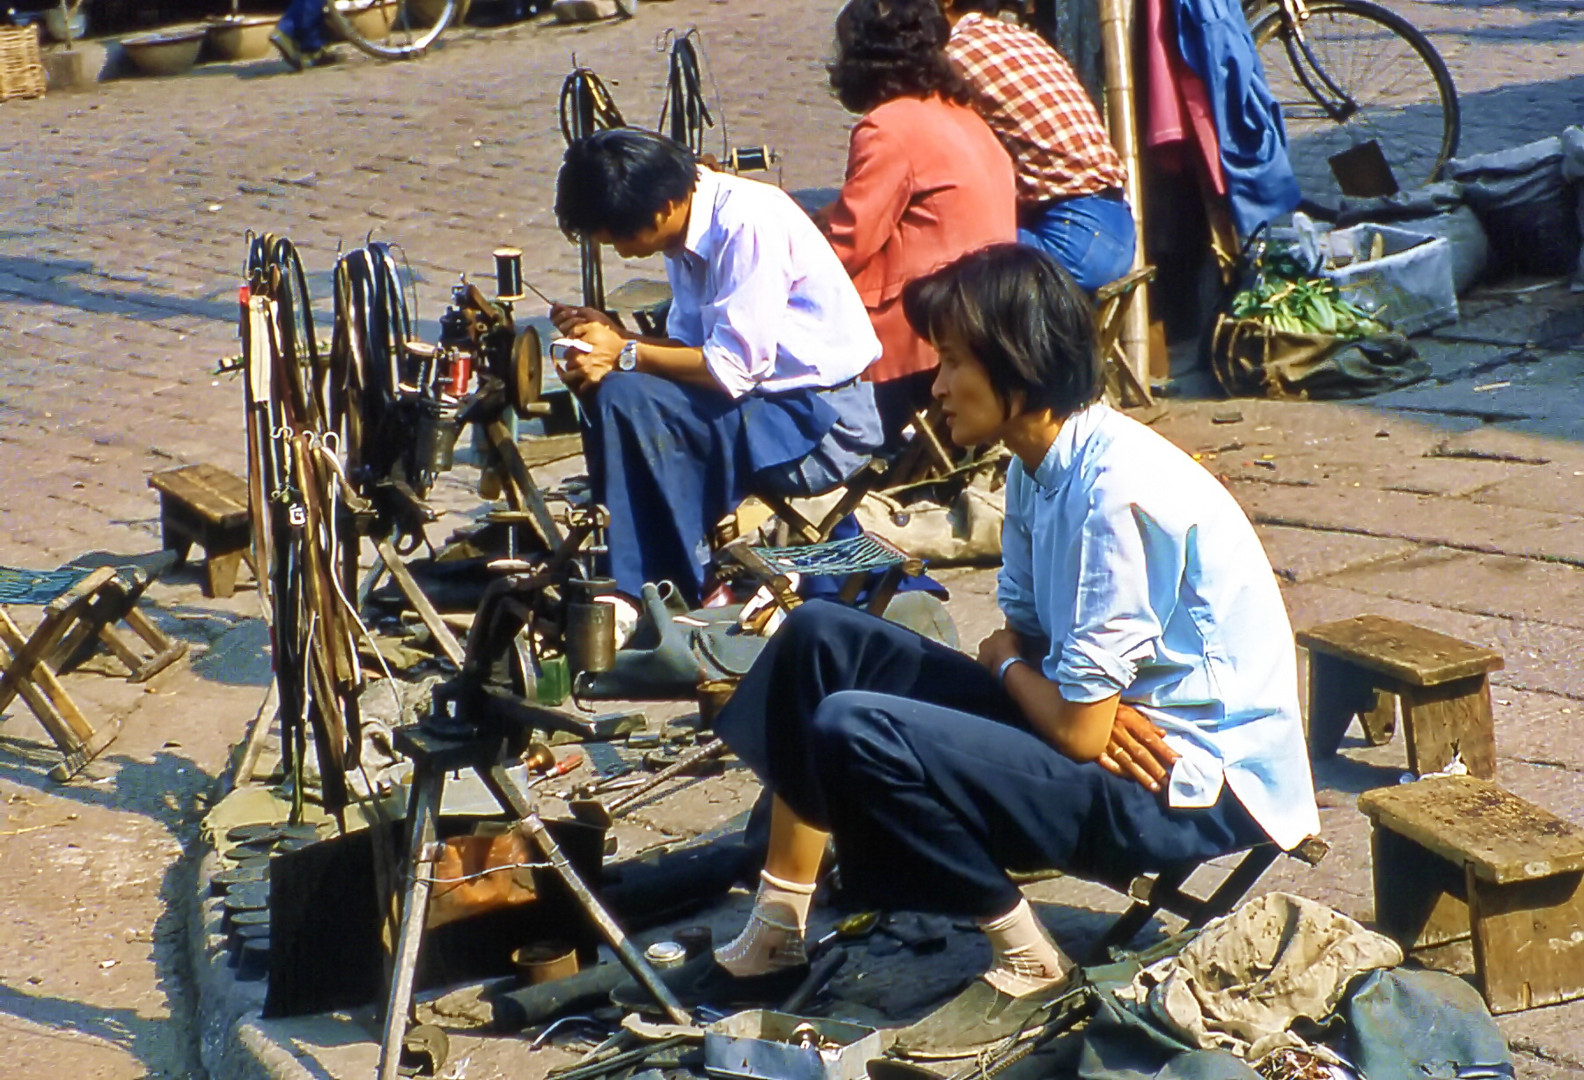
[416,860,553,886]
[658,29,714,157]
[557,65,626,146]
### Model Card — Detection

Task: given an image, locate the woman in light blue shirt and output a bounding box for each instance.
[698,243,1320,1053]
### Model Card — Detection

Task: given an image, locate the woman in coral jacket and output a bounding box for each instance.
[821,0,1018,449]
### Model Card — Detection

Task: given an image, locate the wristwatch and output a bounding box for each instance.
[617,340,639,372]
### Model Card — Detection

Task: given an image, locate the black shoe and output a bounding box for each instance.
[610,953,810,1013]
[891,972,1085,1059]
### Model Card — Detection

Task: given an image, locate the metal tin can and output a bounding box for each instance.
[645,940,687,969]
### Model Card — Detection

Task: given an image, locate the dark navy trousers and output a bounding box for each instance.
[278,0,328,51]
[712,601,1267,919]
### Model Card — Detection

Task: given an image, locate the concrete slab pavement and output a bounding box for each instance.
[1,0,1583,1076]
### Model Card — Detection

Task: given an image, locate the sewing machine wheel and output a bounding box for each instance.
[511,328,543,414]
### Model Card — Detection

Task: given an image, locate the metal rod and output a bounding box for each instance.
[605,737,729,816]
[519,814,693,1026]
[376,770,445,1080]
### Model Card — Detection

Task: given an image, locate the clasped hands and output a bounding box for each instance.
[549,303,626,395]
[976,628,1179,794]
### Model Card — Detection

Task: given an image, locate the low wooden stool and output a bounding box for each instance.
[1296,615,1502,778]
[148,464,252,599]
[1358,775,1584,1014]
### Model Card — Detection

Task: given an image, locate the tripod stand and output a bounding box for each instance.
[375,583,691,1080]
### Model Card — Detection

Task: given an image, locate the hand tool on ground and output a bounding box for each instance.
[778,947,847,1015]
[811,910,881,956]
[571,737,729,829]
[526,750,584,789]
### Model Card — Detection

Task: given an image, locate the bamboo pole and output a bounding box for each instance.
[1098,0,1152,401]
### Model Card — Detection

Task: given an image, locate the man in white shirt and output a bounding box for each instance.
[689,244,1319,1053]
[551,129,883,610]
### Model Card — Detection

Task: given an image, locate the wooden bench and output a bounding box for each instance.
[1296,615,1503,779]
[148,464,253,599]
[1358,776,1584,1014]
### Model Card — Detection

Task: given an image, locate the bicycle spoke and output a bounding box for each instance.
[1255,0,1457,196]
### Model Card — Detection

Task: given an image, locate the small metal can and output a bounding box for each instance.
[645,940,687,969]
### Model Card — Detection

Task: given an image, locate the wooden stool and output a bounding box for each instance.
[148,464,252,599]
[1296,615,1502,779]
[1358,776,1584,1014]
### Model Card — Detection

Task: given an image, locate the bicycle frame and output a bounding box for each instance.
[1255,0,1364,126]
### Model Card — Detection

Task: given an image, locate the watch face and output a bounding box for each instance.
[619,343,637,371]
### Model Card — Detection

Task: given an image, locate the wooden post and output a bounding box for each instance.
[1098,0,1150,395]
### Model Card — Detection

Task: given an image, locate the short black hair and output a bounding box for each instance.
[828,0,970,115]
[555,128,697,240]
[902,243,1103,418]
[950,0,1005,14]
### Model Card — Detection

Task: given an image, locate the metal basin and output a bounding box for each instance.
[122,29,206,77]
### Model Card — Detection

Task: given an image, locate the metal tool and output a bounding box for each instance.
[525,750,584,789]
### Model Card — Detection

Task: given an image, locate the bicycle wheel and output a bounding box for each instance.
[1252,0,1459,198]
[327,0,462,60]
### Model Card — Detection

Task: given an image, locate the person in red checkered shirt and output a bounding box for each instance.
[942,0,1136,292]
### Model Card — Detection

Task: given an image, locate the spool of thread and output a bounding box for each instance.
[729,146,773,172]
[494,247,525,300]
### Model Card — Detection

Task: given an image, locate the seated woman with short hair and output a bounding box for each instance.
[694,245,1320,1053]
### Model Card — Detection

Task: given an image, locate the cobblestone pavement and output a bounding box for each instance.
[0,0,1581,1076]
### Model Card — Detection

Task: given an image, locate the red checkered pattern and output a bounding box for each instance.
[946,13,1127,204]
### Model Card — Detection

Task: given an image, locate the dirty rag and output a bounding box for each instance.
[1131,892,1401,1059]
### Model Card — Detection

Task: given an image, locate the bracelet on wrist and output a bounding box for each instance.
[996,655,1027,684]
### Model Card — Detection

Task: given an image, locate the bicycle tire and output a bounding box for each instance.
[326,0,461,60]
[1252,0,1459,197]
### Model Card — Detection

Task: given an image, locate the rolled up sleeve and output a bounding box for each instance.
[698,221,789,399]
[996,465,1042,636]
[1052,496,1168,701]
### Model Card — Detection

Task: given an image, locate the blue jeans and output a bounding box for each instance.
[278,0,328,51]
[1018,191,1137,294]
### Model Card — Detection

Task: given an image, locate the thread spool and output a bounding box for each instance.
[728,146,774,173]
[494,247,525,300]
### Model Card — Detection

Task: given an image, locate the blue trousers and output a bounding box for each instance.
[278,0,328,51]
[1018,191,1138,294]
[713,602,1266,919]
[581,373,877,607]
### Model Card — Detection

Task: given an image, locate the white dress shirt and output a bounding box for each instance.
[665,169,881,399]
[998,402,1320,851]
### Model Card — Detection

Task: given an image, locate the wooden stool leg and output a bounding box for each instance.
[1469,864,1584,1014]
[205,550,245,600]
[1401,675,1497,779]
[1370,826,1468,949]
[160,509,193,569]
[1306,653,1378,759]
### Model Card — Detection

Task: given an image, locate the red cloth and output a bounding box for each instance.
[946,12,1127,206]
[1142,0,1226,195]
[826,95,1018,385]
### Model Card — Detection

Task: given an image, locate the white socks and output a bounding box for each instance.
[978,898,1073,998]
[714,870,816,976]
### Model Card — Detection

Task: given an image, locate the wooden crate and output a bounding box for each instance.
[0,25,46,103]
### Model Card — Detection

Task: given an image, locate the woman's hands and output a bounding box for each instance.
[1097,703,1179,794]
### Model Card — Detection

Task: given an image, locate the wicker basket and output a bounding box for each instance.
[0,25,46,103]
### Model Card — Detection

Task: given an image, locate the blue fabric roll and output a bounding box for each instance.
[1173,0,1302,237]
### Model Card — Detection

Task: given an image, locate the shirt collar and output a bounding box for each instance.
[953,11,990,36]
[1030,402,1110,492]
[680,167,722,263]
